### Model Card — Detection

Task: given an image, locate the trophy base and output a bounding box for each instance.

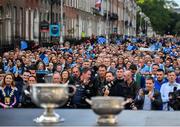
[97,115,117,125]
[34,108,64,123]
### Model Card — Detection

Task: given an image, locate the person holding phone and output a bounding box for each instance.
[134,77,162,110]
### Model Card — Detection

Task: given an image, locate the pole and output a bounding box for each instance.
[60,0,64,44]
[105,0,109,43]
[50,1,53,42]
[139,12,142,36]
[123,0,125,38]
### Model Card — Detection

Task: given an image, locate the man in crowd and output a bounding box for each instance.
[129,64,145,88]
[134,77,162,110]
[160,71,180,110]
[70,68,96,108]
[121,70,139,109]
[103,71,123,97]
[154,69,168,91]
[69,67,81,85]
[52,72,61,84]
[93,64,107,96]
[21,76,37,108]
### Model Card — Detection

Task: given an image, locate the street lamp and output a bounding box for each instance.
[105,0,109,43]
[60,0,64,44]
[48,0,64,44]
[139,12,144,35]
[144,17,150,36]
[48,0,56,42]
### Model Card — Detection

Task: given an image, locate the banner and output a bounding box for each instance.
[40,20,49,32]
[50,24,60,37]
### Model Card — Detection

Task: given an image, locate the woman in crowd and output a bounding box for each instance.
[0,73,19,108]
[4,59,14,73]
[13,58,24,77]
[60,70,70,84]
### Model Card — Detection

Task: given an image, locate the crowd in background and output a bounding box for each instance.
[0,36,179,110]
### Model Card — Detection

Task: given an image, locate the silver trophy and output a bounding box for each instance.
[30,83,76,123]
[86,96,128,125]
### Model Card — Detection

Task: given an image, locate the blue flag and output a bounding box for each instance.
[39,53,49,65]
[127,45,134,51]
[132,38,137,43]
[43,56,49,65]
[20,41,28,50]
[98,37,106,44]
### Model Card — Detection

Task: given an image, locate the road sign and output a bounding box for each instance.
[40,20,49,32]
[50,24,60,37]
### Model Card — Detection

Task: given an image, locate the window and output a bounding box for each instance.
[33,10,38,38]
[13,6,17,36]
[0,7,2,18]
[19,8,23,37]
[47,12,49,21]
[56,13,58,22]
[76,0,78,8]
[71,0,73,7]
[41,0,44,4]
[74,0,76,8]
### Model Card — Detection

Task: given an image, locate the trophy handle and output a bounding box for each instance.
[67,85,76,96]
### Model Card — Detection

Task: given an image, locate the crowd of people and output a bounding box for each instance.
[0,36,179,110]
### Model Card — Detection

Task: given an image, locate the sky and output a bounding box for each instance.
[174,0,180,6]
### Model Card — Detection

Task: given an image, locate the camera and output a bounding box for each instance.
[143,89,149,95]
[168,87,180,110]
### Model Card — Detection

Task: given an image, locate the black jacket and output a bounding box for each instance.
[70,80,96,108]
[21,86,37,108]
[134,89,162,110]
[104,80,124,97]
[121,80,139,99]
[93,76,106,96]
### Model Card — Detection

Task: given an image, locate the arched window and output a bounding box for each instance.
[33,9,39,39]
[25,9,29,40]
[12,6,17,37]
[19,8,23,38]
[0,6,3,46]
[0,6,3,19]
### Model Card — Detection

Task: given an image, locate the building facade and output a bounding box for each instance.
[0,0,137,46]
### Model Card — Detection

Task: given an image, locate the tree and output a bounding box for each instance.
[165,12,180,35]
[174,21,180,35]
[137,0,179,35]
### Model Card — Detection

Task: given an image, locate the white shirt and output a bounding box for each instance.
[160,82,180,110]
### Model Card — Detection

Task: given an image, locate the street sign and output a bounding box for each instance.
[50,24,60,37]
[40,20,49,32]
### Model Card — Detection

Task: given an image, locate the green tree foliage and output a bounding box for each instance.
[166,12,180,35]
[137,0,180,35]
[174,21,180,35]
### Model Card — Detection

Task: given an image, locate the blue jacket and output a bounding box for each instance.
[154,78,168,92]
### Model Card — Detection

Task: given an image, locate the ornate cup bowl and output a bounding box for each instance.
[86,96,125,125]
[30,83,76,123]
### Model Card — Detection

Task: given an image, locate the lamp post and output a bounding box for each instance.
[123,0,126,37]
[60,0,64,44]
[140,12,145,36]
[49,0,63,44]
[144,17,149,36]
[105,0,109,43]
[49,0,56,42]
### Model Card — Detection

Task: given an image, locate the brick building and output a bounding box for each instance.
[0,0,137,46]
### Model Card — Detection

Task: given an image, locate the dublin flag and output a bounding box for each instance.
[95,0,102,11]
[20,40,28,50]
